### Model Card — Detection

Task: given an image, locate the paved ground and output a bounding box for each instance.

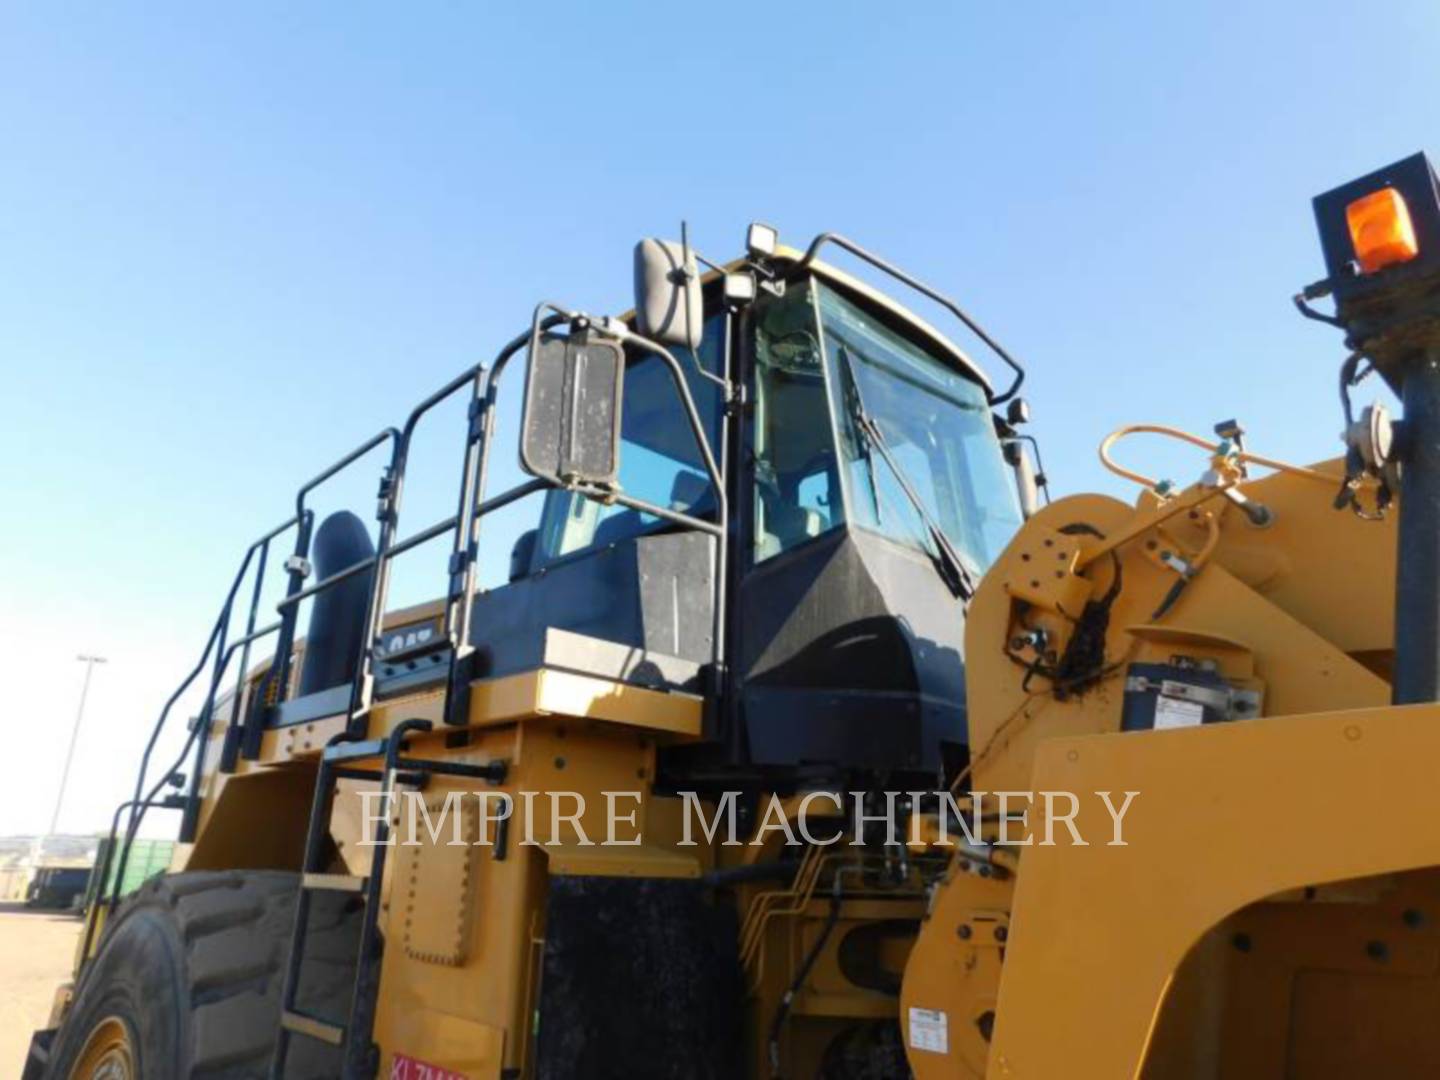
[0,902,81,1072]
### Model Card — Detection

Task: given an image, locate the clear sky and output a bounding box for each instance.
[2,2,1436,836]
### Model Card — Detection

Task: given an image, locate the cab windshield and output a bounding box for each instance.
[816,282,1021,571]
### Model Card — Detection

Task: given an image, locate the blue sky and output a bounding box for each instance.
[2,1,1437,834]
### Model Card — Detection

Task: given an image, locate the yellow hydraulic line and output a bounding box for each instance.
[740,844,825,971]
[1075,425,1332,572]
[741,852,929,993]
[1074,482,1228,571]
[1191,505,1223,570]
[1098,423,1335,488]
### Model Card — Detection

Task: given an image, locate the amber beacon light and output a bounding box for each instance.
[1346,186,1420,274]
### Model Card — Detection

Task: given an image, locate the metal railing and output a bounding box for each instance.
[109,512,304,909]
[98,305,729,926]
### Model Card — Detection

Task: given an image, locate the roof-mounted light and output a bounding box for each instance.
[723,271,757,305]
[746,222,778,259]
[1346,186,1419,274]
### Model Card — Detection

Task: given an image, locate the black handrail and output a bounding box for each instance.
[104,300,732,931]
[110,509,303,910]
[445,324,561,672]
[111,614,288,912]
[266,428,402,726]
[81,793,185,965]
[797,232,1026,404]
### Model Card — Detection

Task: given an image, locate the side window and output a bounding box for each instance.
[751,282,843,563]
[525,315,723,573]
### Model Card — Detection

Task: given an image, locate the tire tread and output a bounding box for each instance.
[49,870,360,1079]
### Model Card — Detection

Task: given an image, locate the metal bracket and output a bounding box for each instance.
[375,467,398,525]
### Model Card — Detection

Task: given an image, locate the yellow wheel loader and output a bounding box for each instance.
[26,152,1440,1079]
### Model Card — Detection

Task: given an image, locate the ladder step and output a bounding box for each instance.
[302,872,367,893]
[280,1010,345,1047]
[395,756,508,783]
[323,737,387,764]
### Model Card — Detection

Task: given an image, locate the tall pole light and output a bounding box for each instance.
[49,654,106,839]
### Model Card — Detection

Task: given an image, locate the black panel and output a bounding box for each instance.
[469,528,714,690]
[535,876,742,1080]
[270,683,351,728]
[736,526,968,776]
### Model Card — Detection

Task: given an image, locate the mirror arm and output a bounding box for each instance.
[599,313,731,396]
[602,322,728,507]
[1016,433,1050,506]
[1004,438,1040,519]
[569,484,724,538]
[694,252,729,276]
[500,309,566,386]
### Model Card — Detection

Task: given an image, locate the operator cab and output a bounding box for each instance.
[463,231,1027,787]
[734,270,1020,783]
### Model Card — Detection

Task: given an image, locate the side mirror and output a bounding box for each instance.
[1006,397,1031,426]
[520,328,625,488]
[1003,439,1040,519]
[634,239,703,352]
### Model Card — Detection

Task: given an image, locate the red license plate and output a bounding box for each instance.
[389,1053,467,1080]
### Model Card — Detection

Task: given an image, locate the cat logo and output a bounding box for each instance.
[384,625,435,656]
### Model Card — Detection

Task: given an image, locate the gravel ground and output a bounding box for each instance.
[0,902,82,1074]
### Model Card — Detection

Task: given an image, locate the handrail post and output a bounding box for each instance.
[347,439,408,731]
[252,509,315,757]
[441,368,492,728]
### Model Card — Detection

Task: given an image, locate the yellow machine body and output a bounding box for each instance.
[142,429,1428,1079]
[46,158,1440,1079]
[899,440,1440,1078]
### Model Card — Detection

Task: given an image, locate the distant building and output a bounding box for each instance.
[0,835,100,902]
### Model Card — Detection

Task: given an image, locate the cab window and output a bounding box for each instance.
[751,280,844,563]
[817,282,1020,571]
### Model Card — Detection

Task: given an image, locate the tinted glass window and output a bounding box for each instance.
[817,282,1020,570]
[751,280,844,563]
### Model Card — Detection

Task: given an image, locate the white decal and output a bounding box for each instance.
[908,1006,949,1054]
[1154,695,1204,730]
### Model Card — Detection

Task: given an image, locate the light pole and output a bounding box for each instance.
[49,654,106,839]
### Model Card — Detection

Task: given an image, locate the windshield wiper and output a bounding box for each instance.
[836,345,977,601]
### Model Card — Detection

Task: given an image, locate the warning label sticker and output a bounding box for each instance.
[1154,694,1205,730]
[908,1006,949,1054]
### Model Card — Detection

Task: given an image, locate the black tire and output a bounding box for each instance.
[47,870,362,1080]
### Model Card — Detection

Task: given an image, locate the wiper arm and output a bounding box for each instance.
[836,346,977,601]
[838,347,884,523]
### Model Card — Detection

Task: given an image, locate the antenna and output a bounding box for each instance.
[680,219,695,355]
